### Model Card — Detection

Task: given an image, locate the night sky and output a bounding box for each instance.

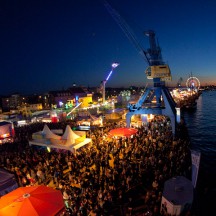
[1,0,216,95]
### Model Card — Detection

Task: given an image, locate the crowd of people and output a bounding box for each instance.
[0,115,192,216]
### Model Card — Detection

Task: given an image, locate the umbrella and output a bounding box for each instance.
[109,127,138,137]
[0,185,65,216]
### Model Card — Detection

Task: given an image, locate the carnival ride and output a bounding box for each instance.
[101,62,119,104]
[186,76,200,91]
[104,1,177,134]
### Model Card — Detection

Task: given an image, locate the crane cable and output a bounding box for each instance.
[103,0,150,65]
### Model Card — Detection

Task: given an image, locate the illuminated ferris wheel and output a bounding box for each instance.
[186,76,200,90]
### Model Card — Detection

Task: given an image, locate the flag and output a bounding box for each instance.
[191,150,201,188]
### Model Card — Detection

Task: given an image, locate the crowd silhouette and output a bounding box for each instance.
[0,115,191,216]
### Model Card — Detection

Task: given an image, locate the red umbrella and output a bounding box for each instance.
[0,185,65,216]
[109,127,138,137]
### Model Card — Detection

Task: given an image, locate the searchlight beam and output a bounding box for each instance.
[67,102,82,116]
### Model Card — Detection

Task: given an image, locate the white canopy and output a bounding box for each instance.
[42,124,61,140]
[29,125,91,152]
[62,125,80,145]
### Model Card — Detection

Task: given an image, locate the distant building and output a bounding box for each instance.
[48,86,92,109]
[29,103,43,111]
[1,94,22,111]
[48,90,74,108]
[79,94,93,108]
[0,86,93,113]
[1,93,50,112]
[17,103,43,118]
[27,94,50,109]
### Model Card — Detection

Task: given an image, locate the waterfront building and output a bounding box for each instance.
[48,86,92,109]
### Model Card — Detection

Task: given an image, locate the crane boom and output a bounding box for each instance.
[103,0,172,82]
[104,0,150,65]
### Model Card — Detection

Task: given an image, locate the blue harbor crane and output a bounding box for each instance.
[104,1,177,134]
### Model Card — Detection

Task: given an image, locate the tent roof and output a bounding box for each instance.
[0,185,65,216]
[109,127,138,137]
[62,125,80,141]
[0,121,11,126]
[42,124,61,140]
[29,125,91,151]
[29,138,91,151]
[163,176,194,205]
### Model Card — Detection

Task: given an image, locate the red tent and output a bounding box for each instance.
[109,127,138,138]
[0,185,65,216]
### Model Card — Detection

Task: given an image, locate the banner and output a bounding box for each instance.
[191,150,201,188]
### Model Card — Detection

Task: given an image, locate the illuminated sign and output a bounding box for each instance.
[78,125,90,130]
[0,133,10,138]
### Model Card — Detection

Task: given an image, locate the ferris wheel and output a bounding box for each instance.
[186,76,200,89]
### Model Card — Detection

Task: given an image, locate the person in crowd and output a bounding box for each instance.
[0,116,191,215]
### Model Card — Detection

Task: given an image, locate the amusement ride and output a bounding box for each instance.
[101,62,119,104]
[186,76,200,91]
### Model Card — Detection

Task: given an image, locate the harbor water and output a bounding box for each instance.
[182,90,216,215]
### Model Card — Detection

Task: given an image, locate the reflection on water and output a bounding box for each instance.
[183,91,216,168]
[183,90,216,214]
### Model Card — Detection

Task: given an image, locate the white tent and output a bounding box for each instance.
[42,124,61,140]
[62,125,80,145]
[29,125,91,152]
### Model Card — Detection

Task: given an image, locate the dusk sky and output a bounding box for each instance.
[1,0,216,95]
